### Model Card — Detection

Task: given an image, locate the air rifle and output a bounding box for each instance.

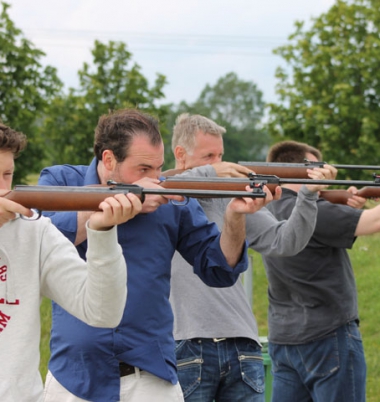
[238,161,380,179]
[2,180,267,212]
[5,175,380,213]
[161,174,380,189]
[160,174,380,205]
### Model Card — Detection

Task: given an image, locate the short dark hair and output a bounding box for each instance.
[0,123,27,158]
[267,140,322,163]
[93,108,162,162]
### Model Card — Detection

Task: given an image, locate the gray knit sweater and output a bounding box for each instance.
[169,165,318,343]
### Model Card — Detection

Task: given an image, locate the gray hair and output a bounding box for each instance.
[171,113,226,154]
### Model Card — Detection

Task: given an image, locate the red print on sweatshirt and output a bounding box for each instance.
[0,261,21,332]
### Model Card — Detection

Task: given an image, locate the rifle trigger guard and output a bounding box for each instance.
[170,196,190,206]
[20,209,42,221]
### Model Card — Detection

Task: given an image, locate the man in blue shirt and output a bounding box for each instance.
[39,108,273,402]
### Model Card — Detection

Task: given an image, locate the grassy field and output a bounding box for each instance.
[251,233,380,402]
[39,233,380,400]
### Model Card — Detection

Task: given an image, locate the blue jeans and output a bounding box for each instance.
[269,321,366,402]
[175,337,265,402]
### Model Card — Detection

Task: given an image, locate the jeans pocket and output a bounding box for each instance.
[301,333,340,377]
[237,341,265,394]
[347,320,362,341]
[346,320,365,360]
[175,340,203,398]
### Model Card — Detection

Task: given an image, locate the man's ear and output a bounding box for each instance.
[174,146,187,169]
[102,149,117,172]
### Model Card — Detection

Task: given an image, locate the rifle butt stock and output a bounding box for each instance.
[320,187,380,204]
[4,185,123,211]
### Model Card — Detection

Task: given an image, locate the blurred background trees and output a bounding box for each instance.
[0,2,62,183]
[2,0,380,182]
[40,40,170,166]
[267,0,380,179]
[164,72,269,168]
[0,1,269,180]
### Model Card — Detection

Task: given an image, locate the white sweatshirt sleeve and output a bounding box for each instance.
[40,219,126,328]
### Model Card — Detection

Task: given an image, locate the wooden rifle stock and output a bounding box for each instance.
[160,176,253,191]
[2,181,267,212]
[3,185,124,211]
[238,161,380,179]
[319,187,380,204]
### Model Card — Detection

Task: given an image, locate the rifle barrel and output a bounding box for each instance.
[277,178,379,186]
[239,161,380,170]
[331,164,380,170]
[162,175,380,188]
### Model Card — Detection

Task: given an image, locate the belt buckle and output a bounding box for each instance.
[119,362,136,377]
[213,337,226,342]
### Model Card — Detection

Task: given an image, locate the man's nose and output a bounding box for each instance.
[0,178,8,190]
[212,156,223,164]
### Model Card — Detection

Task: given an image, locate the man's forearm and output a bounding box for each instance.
[220,210,246,267]
[249,186,317,257]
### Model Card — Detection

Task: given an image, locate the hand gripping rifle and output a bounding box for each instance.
[238,160,380,179]
[1,179,267,213]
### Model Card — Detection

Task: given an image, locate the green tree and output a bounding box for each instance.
[267,0,380,179]
[165,72,269,168]
[0,2,62,183]
[42,40,170,166]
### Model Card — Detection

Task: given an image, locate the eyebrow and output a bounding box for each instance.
[138,162,165,169]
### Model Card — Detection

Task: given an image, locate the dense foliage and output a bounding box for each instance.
[0,2,62,183]
[267,0,380,178]
[40,40,170,166]
[165,72,269,168]
[4,0,380,182]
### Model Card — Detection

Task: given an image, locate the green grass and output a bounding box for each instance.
[39,234,380,400]
[39,298,52,381]
[251,233,380,402]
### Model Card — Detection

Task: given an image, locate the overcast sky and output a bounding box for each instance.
[8,0,336,105]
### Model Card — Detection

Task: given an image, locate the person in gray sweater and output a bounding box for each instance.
[169,113,337,402]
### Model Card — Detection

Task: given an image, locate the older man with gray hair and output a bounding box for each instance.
[169,113,335,402]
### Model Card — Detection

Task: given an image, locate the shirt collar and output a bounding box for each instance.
[84,158,101,185]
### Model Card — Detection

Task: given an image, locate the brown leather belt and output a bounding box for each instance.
[119,362,143,377]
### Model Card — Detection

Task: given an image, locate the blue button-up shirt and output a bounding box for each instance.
[38,158,248,401]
